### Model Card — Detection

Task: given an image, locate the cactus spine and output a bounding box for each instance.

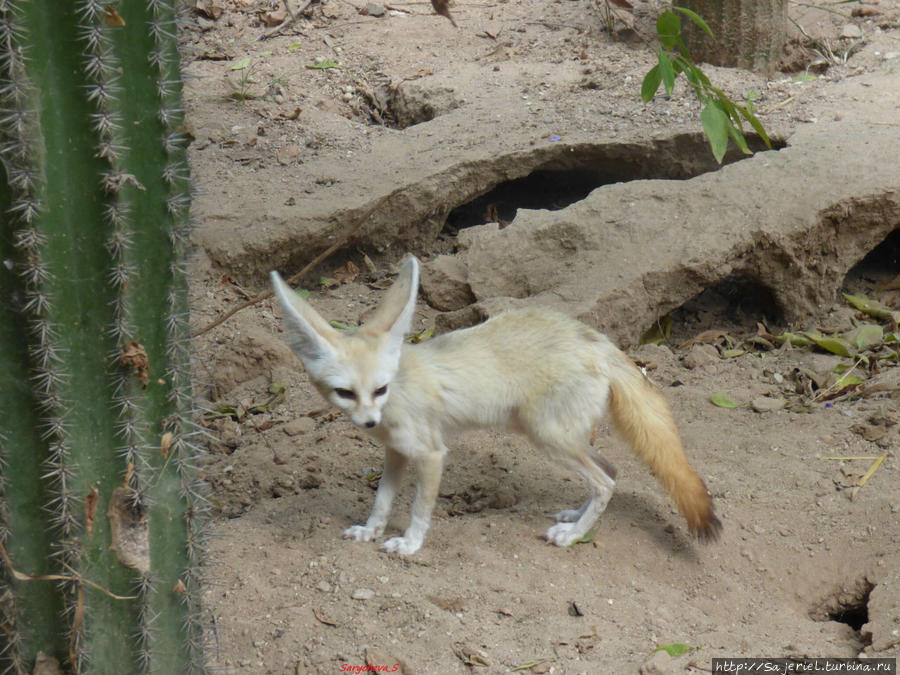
[0,1,206,673]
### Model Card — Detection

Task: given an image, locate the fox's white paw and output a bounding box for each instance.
[381,535,422,555]
[343,524,379,542]
[554,508,582,523]
[545,522,583,547]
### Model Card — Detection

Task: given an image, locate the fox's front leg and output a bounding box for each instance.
[382,447,445,555]
[344,447,407,542]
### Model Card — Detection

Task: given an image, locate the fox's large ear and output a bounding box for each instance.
[363,256,419,341]
[270,271,340,369]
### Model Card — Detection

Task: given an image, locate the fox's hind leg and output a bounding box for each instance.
[527,416,618,547]
[544,449,617,547]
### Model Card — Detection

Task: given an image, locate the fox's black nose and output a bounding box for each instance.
[365,421,376,428]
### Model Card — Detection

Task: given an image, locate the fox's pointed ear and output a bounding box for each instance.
[270,271,340,368]
[364,256,419,339]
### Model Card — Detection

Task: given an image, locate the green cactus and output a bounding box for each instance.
[0,1,206,673]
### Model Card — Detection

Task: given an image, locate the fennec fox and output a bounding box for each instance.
[271,256,721,555]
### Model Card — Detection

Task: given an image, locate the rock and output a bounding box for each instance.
[389,79,464,128]
[420,255,476,311]
[840,24,862,39]
[750,396,786,413]
[283,416,315,436]
[640,648,672,675]
[861,564,900,652]
[351,588,375,600]
[365,2,385,17]
[683,344,720,370]
[630,343,676,370]
[316,580,331,593]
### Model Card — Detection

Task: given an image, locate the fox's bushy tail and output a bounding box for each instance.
[608,355,722,542]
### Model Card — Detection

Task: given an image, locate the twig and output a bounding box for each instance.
[192,190,400,337]
[261,0,314,39]
[857,452,888,489]
[0,540,136,601]
[759,95,795,115]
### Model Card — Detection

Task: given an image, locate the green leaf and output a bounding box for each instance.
[306,60,340,70]
[802,332,854,358]
[656,10,681,50]
[710,393,739,408]
[793,73,818,83]
[736,104,772,148]
[834,373,864,391]
[658,47,676,96]
[407,326,435,344]
[572,531,595,545]
[653,643,696,657]
[672,6,713,37]
[640,315,672,345]
[725,122,751,155]
[287,43,303,51]
[641,64,662,103]
[231,57,251,71]
[721,348,746,358]
[854,324,884,350]
[701,101,730,164]
[843,293,895,320]
[329,320,352,331]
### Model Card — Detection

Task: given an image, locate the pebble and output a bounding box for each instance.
[840,24,862,39]
[640,648,672,675]
[316,580,331,593]
[365,2,385,16]
[283,417,315,436]
[750,396,785,413]
[351,588,375,600]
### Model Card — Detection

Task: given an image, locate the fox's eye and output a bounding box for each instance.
[334,388,356,400]
[373,385,388,397]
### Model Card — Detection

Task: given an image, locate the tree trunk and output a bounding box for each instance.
[679,0,788,74]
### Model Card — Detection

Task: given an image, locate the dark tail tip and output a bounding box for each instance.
[693,510,723,544]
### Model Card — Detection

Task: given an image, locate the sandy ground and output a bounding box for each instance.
[181,0,900,672]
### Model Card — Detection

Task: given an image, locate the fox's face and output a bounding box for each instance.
[308,330,400,428]
[270,258,419,430]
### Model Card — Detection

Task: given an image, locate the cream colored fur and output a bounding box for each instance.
[271,257,721,555]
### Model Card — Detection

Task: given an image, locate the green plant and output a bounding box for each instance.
[0,1,206,673]
[641,7,771,163]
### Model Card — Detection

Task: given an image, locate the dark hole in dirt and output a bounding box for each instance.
[843,228,900,293]
[830,602,869,632]
[809,578,875,643]
[443,135,783,234]
[666,274,784,344]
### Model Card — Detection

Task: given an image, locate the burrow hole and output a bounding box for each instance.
[443,135,783,235]
[810,578,875,642]
[843,228,900,295]
[664,274,785,345]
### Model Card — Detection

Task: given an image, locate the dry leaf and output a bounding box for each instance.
[333,261,360,284]
[85,485,99,537]
[276,107,303,121]
[313,606,341,627]
[104,5,126,27]
[120,341,150,388]
[173,579,187,594]
[430,0,457,27]
[160,432,174,459]
[195,0,226,19]
[276,144,300,165]
[262,6,288,25]
[678,329,730,349]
